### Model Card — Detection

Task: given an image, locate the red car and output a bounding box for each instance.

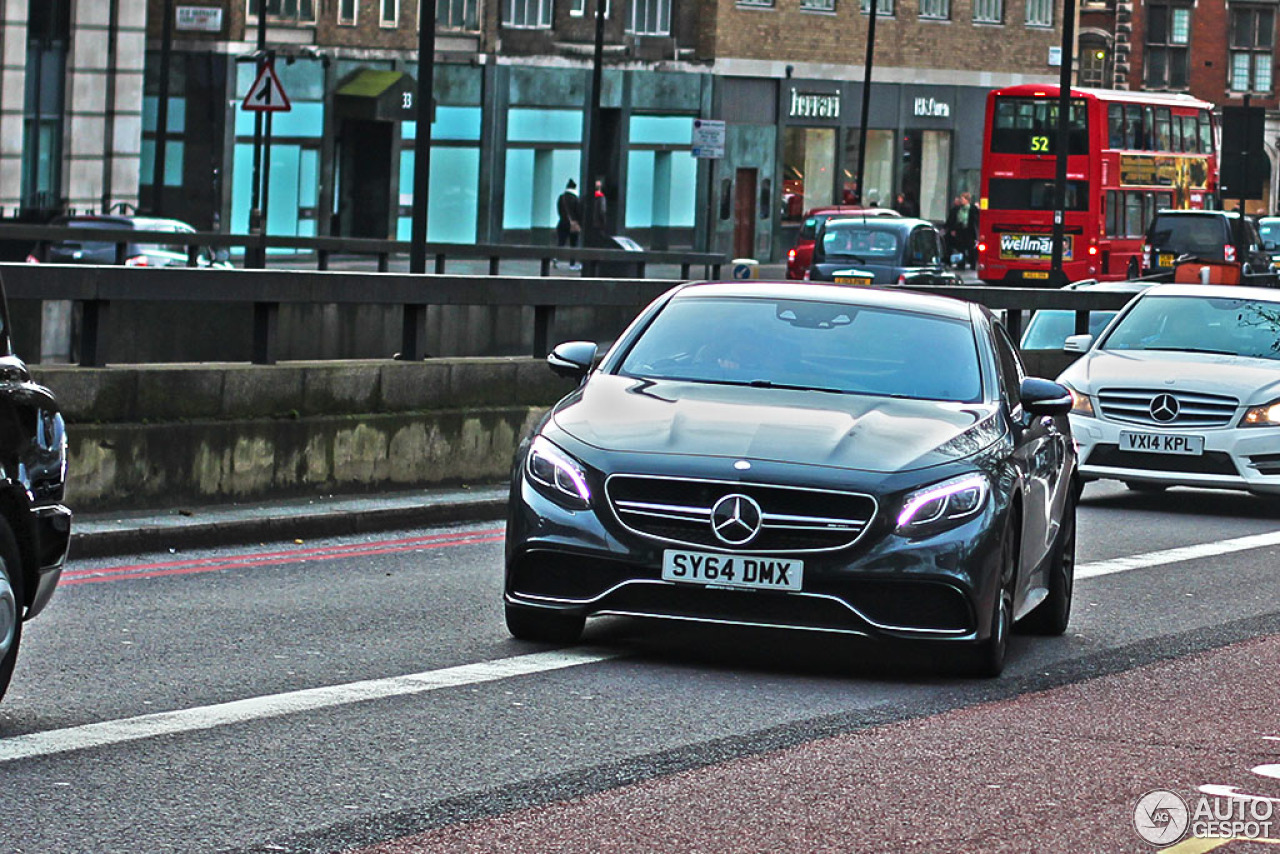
[786,206,902,279]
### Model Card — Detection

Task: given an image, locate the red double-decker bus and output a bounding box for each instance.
[977,85,1218,286]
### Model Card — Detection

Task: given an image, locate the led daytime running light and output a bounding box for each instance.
[897,474,989,531]
[527,436,591,505]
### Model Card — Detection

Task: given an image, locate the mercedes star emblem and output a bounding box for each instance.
[1149,393,1180,423]
[710,494,763,545]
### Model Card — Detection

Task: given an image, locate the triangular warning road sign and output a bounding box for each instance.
[241,61,292,113]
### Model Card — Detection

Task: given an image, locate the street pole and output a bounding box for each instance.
[854,0,877,206]
[583,0,607,251]
[1049,0,1077,287]
[249,2,267,266]
[410,0,438,274]
[151,0,175,214]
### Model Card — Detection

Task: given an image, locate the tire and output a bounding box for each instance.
[1124,481,1168,493]
[1020,492,1075,636]
[0,518,25,703]
[954,510,1019,678]
[505,603,585,645]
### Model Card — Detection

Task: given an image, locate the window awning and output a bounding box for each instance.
[335,69,415,122]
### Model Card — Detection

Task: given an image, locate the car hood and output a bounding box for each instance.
[1060,350,1280,401]
[552,374,1001,473]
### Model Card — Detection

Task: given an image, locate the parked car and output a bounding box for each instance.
[1059,283,1280,494]
[0,274,72,702]
[1140,210,1274,285]
[505,281,1078,677]
[786,206,901,279]
[1258,216,1280,270]
[809,216,961,287]
[1020,279,1152,350]
[26,215,230,268]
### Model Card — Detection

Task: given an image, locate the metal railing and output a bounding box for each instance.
[0,263,1147,369]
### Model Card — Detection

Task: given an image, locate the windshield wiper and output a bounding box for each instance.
[1143,346,1238,356]
[746,379,846,394]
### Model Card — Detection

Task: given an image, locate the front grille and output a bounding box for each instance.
[1086,444,1239,476]
[1096,388,1238,428]
[605,475,877,553]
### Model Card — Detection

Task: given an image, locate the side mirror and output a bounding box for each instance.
[1019,378,1072,416]
[547,341,598,380]
[1063,333,1094,353]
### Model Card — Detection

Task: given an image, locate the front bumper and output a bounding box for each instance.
[505,478,1004,643]
[27,504,71,619]
[1071,415,1280,494]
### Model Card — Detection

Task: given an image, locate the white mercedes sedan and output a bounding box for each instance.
[1058,284,1280,495]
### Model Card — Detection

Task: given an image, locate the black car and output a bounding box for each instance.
[26,214,229,268]
[1141,209,1275,284]
[504,282,1077,677]
[0,274,72,702]
[808,216,961,286]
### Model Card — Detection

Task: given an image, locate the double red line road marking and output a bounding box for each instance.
[61,527,506,587]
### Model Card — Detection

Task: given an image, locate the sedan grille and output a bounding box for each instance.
[605,475,877,553]
[1095,388,1238,428]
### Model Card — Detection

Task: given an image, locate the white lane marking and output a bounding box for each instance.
[1076,530,1280,580]
[0,648,620,764]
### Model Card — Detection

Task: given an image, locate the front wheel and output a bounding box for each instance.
[0,518,25,703]
[1020,492,1075,636]
[505,603,585,645]
[953,511,1018,678]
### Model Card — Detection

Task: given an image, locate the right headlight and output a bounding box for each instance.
[1242,398,1280,428]
[896,473,990,537]
[525,436,592,509]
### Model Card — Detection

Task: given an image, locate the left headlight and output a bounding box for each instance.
[896,473,990,536]
[525,435,592,509]
[1242,398,1280,428]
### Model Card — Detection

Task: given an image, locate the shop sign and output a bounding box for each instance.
[913,97,950,118]
[789,90,840,120]
[691,119,726,159]
[176,6,223,31]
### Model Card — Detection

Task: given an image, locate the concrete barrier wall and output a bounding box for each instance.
[31,359,577,513]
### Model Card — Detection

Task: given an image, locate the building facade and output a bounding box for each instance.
[0,0,147,221]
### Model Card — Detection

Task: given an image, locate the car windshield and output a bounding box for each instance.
[1100,294,1280,359]
[1260,219,1280,249]
[1021,309,1118,349]
[820,225,900,260]
[617,296,983,402]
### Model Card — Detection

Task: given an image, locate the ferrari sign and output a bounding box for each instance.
[242,61,291,113]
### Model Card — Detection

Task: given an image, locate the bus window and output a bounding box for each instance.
[1109,105,1124,148]
[1155,108,1172,151]
[1143,105,1156,149]
[988,178,1090,210]
[1198,111,1213,154]
[1170,114,1183,152]
[1124,104,1142,149]
[1106,190,1121,236]
[990,97,1089,154]
[1125,192,1145,236]
[1181,116,1198,152]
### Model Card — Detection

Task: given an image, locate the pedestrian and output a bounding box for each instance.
[591,179,608,235]
[555,179,581,269]
[894,190,918,218]
[946,192,977,270]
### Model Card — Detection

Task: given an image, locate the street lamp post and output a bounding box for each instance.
[1049,0,1078,287]
[410,0,438,274]
[151,0,175,214]
[854,0,878,206]
[583,0,607,253]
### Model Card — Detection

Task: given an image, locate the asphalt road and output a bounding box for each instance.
[2,480,1279,853]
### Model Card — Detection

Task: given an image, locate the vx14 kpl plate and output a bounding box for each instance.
[662,549,803,592]
[1120,431,1205,456]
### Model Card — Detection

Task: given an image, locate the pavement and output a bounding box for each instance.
[71,483,511,559]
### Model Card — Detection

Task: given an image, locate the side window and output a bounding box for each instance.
[992,323,1025,406]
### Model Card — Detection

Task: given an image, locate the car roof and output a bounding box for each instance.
[1142,283,1280,300]
[1063,279,1153,293]
[1151,209,1245,220]
[55,215,196,231]
[821,216,926,231]
[672,281,974,321]
[803,206,901,217]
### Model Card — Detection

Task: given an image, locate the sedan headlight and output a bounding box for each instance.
[1242,398,1280,428]
[1062,382,1095,418]
[526,436,592,509]
[896,473,990,536]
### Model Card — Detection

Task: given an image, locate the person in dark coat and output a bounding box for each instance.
[555,179,582,268]
[946,191,978,270]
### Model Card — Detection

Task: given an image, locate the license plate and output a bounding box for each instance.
[1023,271,1050,279]
[662,550,803,592]
[834,276,872,286]
[1120,431,1205,456]
[1159,253,1175,267]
